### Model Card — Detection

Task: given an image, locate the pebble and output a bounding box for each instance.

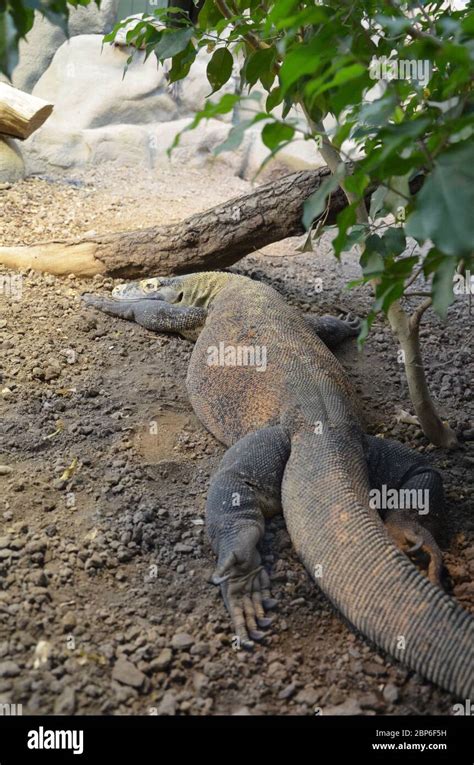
[111,658,145,689]
[61,611,77,632]
[0,661,20,678]
[154,648,172,670]
[171,633,194,650]
[383,683,400,703]
[295,686,321,706]
[157,690,177,716]
[278,682,296,700]
[54,687,76,715]
[174,543,193,554]
[324,698,362,715]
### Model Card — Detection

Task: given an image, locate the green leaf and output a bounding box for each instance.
[339,224,368,254]
[405,143,474,255]
[154,27,194,61]
[267,0,301,25]
[197,0,226,29]
[245,48,275,90]
[168,41,196,83]
[344,171,369,197]
[333,204,357,258]
[373,281,405,313]
[383,173,410,216]
[302,171,342,230]
[381,227,406,257]
[279,38,321,92]
[357,315,376,348]
[431,257,457,318]
[207,47,234,94]
[306,63,366,99]
[369,185,388,219]
[214,113,267,155]
[361,250,384,277]
[266,86,283,112]
[261,121,295,151]
[167,93,240,155]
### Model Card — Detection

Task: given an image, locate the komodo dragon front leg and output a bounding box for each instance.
[364,435,445,586]
[207,426,291,648]
[82,293,207,337]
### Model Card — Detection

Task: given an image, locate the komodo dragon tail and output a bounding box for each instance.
[282,430,474,700]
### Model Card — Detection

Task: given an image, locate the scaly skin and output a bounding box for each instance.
[83,272,474,699]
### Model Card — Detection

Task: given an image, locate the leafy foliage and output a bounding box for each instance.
[2,0,473,328]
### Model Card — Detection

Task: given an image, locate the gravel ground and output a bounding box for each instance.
[0,168,473,716]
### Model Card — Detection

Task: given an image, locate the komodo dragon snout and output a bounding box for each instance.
[83,270,474,700]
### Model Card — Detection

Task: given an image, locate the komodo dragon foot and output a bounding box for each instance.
[384,510,444,587]
[304,312,361,349]
[365,434,446,588]
[211,555,277,649]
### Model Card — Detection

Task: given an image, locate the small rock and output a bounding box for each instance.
[154,648,172,670]
[0,466,13,476]
[111,658,145,689]
[383,683,400,704]
[363,661,387,677]
[278,683,296,700]
[30,570,48,587]
[61,611,77,632]
[157,690,177,716]
[295,686,321,707]
[171,632,194,650]
[324,698,362,715]
[174,543,193,554]
[54,687,76,715]
[0,661,20,678]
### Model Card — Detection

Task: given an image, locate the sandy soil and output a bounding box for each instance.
[0,166,473,716]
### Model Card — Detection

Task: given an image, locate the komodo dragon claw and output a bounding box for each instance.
[384,510,445,588]
[211,560,277,648]
[338,312,361,335]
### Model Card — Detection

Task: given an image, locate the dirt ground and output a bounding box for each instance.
[0,165,473,716]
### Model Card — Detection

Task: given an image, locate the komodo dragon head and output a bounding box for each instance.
[112,272,233,309]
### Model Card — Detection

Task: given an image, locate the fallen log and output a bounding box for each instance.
[0,167,423,278]
[0,83,54,140]
[0,167,348,277]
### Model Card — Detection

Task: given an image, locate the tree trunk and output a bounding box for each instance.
[0,166,360,278]
[0,83,54,140]
[387,301,459,449]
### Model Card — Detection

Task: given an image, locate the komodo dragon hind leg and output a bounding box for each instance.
[364,435,445,587]
[304,313,361,349]
[206,426,291,649]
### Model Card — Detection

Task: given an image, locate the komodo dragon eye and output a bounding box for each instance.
[138,280,160,294]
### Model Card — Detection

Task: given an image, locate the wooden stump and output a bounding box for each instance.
[0,82,54,140]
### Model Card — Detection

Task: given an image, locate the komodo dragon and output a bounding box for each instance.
[83,271,474,699]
